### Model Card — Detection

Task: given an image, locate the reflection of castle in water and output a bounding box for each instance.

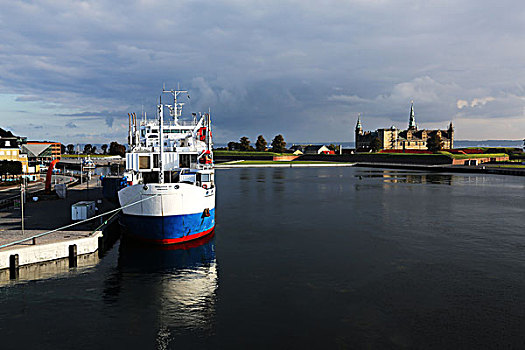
[104,234,218,342]
[383,173,453,185]
[356,170,454,185]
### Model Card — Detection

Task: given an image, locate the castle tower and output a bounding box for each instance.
[355,114,363,149]
[408,101,416,130]
[448,121,454,149]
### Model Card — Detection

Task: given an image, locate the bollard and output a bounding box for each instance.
[32,237,36,245]
[68,244,77,268]
[98,236,105,258]
[9,254,19,280]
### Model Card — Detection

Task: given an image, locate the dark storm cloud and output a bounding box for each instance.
[1,0,524,142]
[56,110,124,127]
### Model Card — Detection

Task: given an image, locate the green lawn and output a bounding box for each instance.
[485,164,525,169]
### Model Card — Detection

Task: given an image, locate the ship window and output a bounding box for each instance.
[153,154,159,168]
[143,171,159,184]
[179,154,190,168]
[139,156,150,169]
[191,154,197,164]
[201,174,210,182]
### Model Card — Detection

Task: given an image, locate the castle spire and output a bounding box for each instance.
[408,101,416,130]
[356,113,362,130]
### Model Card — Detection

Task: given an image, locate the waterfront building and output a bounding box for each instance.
[290,144,335,155]
[0,128,29,174]
[304,145,333,154]
[22,141,62,163]
[355,102,454,151]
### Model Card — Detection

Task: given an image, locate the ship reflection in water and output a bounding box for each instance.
[104,233,217,345]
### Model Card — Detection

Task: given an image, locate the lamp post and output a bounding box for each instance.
[20,177,25,234]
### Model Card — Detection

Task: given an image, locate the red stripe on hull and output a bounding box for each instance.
[125,225,216,246]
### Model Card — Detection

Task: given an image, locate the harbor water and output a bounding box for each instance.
[0,167,524,349]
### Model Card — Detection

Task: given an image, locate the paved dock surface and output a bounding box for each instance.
[0,174,75,201]
[0,175,116,252]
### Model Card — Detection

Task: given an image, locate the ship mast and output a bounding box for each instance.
[158,97,164,184]
[207,108,212,152]
[162,87,188,125]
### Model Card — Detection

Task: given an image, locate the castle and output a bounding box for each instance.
[355,102,454,151]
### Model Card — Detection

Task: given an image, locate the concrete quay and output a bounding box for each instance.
[0,175,119,280]
[355,162,525,176]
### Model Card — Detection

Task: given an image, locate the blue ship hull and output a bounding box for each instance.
[121,208,216,244]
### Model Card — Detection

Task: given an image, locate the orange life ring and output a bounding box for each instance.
[202,184,207,189]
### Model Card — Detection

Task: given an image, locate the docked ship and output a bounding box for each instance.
[117,88,215,244]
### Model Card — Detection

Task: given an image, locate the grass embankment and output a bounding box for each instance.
[438,151,507,159]
[485,164,525,169]
[221,160,341,165]
[213,150,285,157]
[374,152,444,156]
[464,147,520,153]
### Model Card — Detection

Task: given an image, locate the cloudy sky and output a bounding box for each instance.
[1,0,524,144]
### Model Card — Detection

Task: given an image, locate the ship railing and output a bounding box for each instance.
[176,120,198,126]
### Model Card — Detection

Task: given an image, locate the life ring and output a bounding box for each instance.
[202,184,207,189]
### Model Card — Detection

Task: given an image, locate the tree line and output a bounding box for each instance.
[227,135,287,153]
[64,142,126,157]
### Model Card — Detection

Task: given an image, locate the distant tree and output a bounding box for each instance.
[66,144,75,154]
[60,144,66,154]
[427,133,444,152]
[370,138,382,152]
[228,141,240,151]
[255,135,267,152]
[109,141,126,157]
[239,136,251,151]
[101,144,108,154]
[83,144,92,154]
[91,146,97,154]
[271,134,286,153]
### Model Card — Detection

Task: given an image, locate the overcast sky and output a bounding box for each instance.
[1,0,524,144]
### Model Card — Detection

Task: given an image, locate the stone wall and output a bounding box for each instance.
[298,154,453,165]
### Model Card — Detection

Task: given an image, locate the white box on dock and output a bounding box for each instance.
[71,201,96,221]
